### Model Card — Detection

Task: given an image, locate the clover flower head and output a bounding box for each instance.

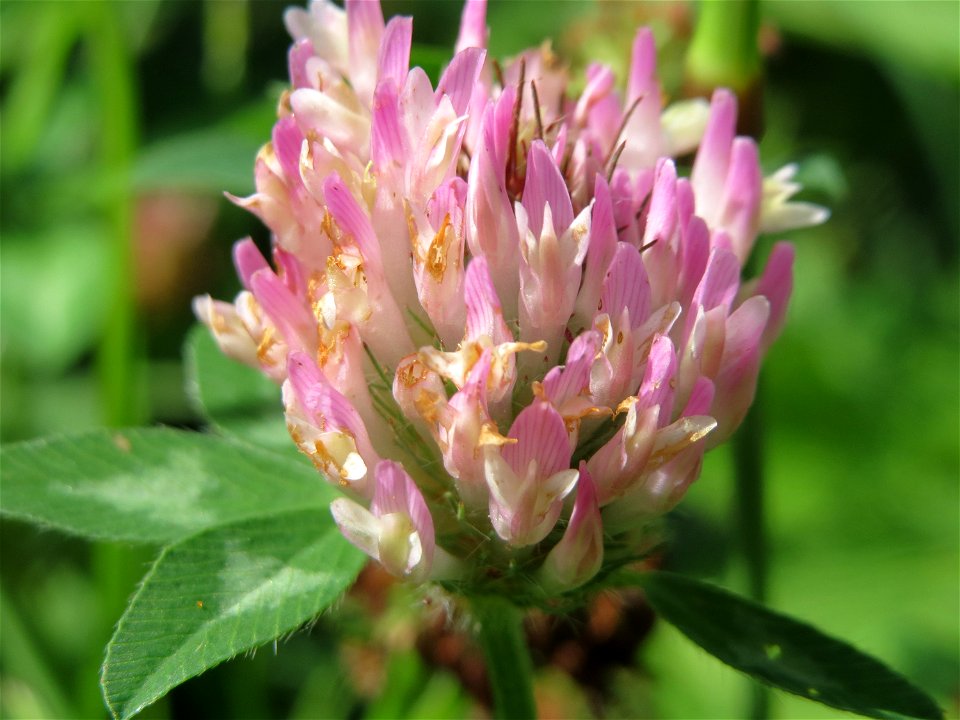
[195,0,826,598]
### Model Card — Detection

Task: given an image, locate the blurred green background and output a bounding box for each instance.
[1,1,957,718]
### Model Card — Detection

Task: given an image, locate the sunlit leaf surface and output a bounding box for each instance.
[0,428,330,544]
[101,509,364,720]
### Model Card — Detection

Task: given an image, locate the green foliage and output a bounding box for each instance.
[1,353,367,720]
[472,596,537,720]
[1,0,956,718]
[184,324,291,451]
[632,571,943,720]
[0,428,328,544]
[366,649,430,720]
[0,227,110,374]
[133,129,264,195]
[102,509,365,720]
[0,2,82,175]
[765,0,959,81]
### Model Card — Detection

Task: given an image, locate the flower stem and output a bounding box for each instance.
[686,0,761,94]
[89,0,142,427]
[85,8,150,720]
[733,384,770,720]
[685,0,764,137]
[733,391,767,605]
[473,596,537,720]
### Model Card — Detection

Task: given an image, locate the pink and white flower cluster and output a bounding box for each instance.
[195,0,826,594]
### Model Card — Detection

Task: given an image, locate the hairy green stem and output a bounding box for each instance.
[473,597,537,719]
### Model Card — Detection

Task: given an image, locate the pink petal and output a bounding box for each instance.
[574,63,615,127]
[642,159,678,248]
[443,349,493,508]
[464,255,509,344]
[502,401,572,479]
[574,174,618,330]
[542,330,602,406]
[233,237,269,291]
[620,27,663,169]
[638,334,678,422]
[273,246,307,298]
[677,214,710,313]
[566,463,600,537]
[720,137,763,262]
[587,402,660,505]
[409,201,467,350]
[692,247,741,313]
[627,27,657,104]
[288,39,316,90]
[465,114,519,314]
[272,115,304,184]
[376,15,412,86]
[287,351,366,438]
[710,296,770,444]
[289,88,368,154]
[754,242,794,348]
[249,268,314,353]
[490,85,515,166]
[522,140,574,238]
[551,122,568,166]
[436,47,487,116]
[346,0,385,106]
[399,66,436,146]
[681,376,715,417]
[676,176,695,223]
[371,460,435,558]
[371,80,407,172]
[600,243,651,330]
[427,176,468,227]
[720,296,769,377]
[540,462,603,590]
[691,88,737,221]
[322,174,383,276]
[455,0,488,53]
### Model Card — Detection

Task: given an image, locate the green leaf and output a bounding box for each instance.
[366,649,428,720]
[634,571,943,720]
[405,670,470,720]
[132,129,262,194]
[765,1,959,82]
[0,428,332,544]
[0,226,110,374]
[0,1,82,174]
[101,509,365,720]
[410,43,451,85]
[183,323,292,451]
